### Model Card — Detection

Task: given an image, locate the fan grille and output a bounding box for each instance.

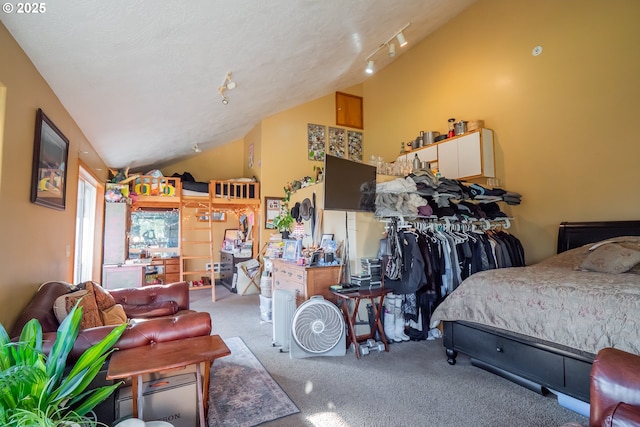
[291,299,344,353]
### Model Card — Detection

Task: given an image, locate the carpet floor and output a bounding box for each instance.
[208,336,299,426]
[193,286,589,427]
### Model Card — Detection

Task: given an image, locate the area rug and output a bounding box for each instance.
[208,336,299,426]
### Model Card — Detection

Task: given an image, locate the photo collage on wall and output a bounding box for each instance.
[308,123,362,162]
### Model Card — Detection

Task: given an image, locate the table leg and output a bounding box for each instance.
[340,300,360,358]
[132,375,143,419]
[203,361,211,412]
[196,362,205,427]
[373,295,389,351]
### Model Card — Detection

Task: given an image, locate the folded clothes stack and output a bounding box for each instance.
[374,168,522,219]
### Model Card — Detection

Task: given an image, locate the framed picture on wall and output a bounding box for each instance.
[30,109,70,210]
[307,123,326,161]
[265,196,282,229]
[347,130,363,161]
[328,127,346,158]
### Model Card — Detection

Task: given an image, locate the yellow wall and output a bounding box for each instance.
[364,0,640,263]
[0,23,108,328]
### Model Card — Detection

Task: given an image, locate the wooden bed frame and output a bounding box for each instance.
[442,220,640,403]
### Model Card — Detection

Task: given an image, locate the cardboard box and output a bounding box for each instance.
[115,373,197,427]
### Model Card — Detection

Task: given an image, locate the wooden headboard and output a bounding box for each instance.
[557,220,640,253]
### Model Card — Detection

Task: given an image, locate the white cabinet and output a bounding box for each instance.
[396,128,495,180]
[437,129,494,179]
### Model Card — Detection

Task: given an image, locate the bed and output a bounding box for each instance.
[430,220,640,403]
[129,175,260,208]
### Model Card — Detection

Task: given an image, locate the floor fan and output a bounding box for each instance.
[290,296,346,359]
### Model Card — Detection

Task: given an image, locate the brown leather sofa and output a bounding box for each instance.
[590,347,640,426]
[11,280,212,360]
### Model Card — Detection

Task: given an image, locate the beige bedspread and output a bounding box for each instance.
[430,244,640,355]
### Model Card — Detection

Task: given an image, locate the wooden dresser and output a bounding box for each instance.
[271,259,341,305]
[148,257,181,285]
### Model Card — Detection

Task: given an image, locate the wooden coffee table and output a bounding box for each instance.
[106,335,231,426]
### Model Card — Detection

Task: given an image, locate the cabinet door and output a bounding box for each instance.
[437,139,459,178]
[415,145,438,164]
[457,129,495,179]
[457,132,483,178]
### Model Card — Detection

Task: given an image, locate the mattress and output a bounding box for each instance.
[430,242,640,355]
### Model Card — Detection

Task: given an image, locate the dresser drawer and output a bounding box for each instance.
[165,273,180,283]
[273,276,304,298]
[273,264,305,285]
[165,263,180,273]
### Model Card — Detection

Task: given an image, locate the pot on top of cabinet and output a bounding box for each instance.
[454,120,468,136]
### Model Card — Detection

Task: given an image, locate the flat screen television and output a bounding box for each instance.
[323,155,376,212]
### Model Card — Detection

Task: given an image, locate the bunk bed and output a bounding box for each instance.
[128,175,261,300]
[129,176,260,208]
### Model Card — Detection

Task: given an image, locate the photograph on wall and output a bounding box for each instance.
[264,197,282,229]
[307,123,326,161]
[347,130,363,161]
[328,127,346,158]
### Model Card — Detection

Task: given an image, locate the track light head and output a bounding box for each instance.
[192,144,201,153]
[397,31,408,47]
[221,96,229,105]
[365,60,375,74]
[388,42,396,57]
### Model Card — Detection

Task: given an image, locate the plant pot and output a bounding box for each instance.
[281,231,290,239]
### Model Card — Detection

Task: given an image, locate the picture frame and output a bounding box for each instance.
[30,109,69,210]
[264,196,282,229]
[320,233,334,249]
[283,239,300,261]
[307,123,326,161]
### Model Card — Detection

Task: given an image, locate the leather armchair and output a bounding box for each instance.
[590,347,640,427]
[11,281,211,360]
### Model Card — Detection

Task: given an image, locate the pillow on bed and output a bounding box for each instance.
[580,242,640,274]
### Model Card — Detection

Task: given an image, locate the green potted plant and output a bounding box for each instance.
[0,302,126,427]
[272,211,295,239]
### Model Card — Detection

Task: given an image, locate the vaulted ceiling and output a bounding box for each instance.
[1,0,475,170]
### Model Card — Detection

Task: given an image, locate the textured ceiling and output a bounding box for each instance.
[1,0,475,170]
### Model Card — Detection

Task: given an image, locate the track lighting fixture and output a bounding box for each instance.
[363,22,411,74]
[193,144,201,153]
[388,42,396,58]
[365,60,375,74]
[396,31,408,48]
[218,71,237,105]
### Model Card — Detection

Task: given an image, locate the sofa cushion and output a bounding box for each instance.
[124,300,178,319]
[81,281,116,311]
[53,289,103,329]
[100,303,128,325]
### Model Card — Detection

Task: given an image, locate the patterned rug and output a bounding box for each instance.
[208,337,299,427]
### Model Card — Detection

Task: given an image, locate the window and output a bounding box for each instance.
[73,165,98,283]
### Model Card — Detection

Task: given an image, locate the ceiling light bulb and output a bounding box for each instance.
[365,60,374,74]
[388,42,396,57]
[221,96,229,105]
[397,31,407,47]
[226,81,237,90]
[193,144,201,153]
